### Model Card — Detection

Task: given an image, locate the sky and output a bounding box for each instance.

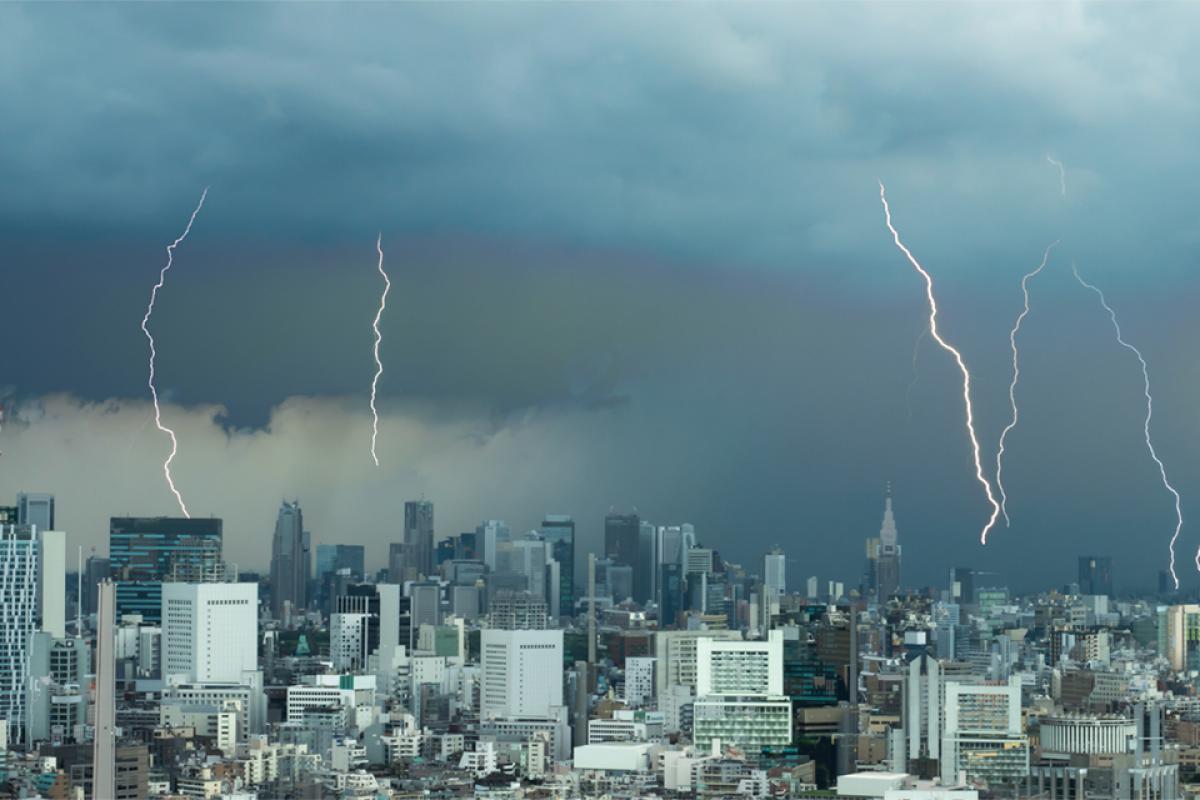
[2,3,1200,593]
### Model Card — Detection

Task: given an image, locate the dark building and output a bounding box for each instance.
[405,500,435,579]
[17,492,55,531]
[1078,555,1113,597]
[269,501,310,618]
[83,555,111,617]
[541,515,575,619]
[659,562,684,629]
[950,566,975,605]
[316,544,364,581]
[454,531,479,561]
[109,517,223,624]
[604,512,640,603]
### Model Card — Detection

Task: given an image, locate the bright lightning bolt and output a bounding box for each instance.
[879,182,1002,544]
[994,241,1058,527]
[1046,155,1067,197]
[141,187,207,518]
[369,234,390,467]
[1073,263,1184,588]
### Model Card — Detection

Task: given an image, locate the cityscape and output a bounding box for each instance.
[5,2,1200,799]
[2,490,1198,799]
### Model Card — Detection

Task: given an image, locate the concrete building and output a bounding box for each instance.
[162,581,258,684]
[939,676,1028,786]
[692,629,792,752]
[480,628,563,720]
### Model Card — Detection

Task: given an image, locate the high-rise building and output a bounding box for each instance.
[1163,604,1200,671]
[636,521,657,605]
[331,583,406,673]
[478,520,512,573]
[489,590,548,630]
[480,628,563,719]
[269,501,308,619]
[693,629,792,752]
[1078,555,1113,598]
[604,512,640,575]
[162,582,258,683]
[874,487,902,600]
[511,532,548,597]
[109,517,223,624]
[950,567,976,605]
[765,547,786,598]
[316,544,365,581]
[17,492,54,531]
[0,525,40,742]
[541,516,575,619]
[25,632,89,745]
[939,676,1028,786]
[405,500,435,578]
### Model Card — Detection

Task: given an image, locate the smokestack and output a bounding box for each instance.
[587,553,597,667]
[92,580,116,799]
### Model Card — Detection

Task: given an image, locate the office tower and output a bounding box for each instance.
[693,630,791,752]
[388,541,415,584]
[405,500,435,578]
[0,525,39,742]
[478,519,512,573]
[806,575,819,599]
[685,547,714,576]
[17,492,54,531]
[863,536,879,596]
[109,516,223,624]
[409,581,441,637]
[331,583,405,673]
[939,676,1028,786]
[540,515,575,619]
[659,562,684,629]
[1078,555,1113,597]
[636,521,657,604]
[765,547,786,598]
[1163,604,1200,671]
[480,628,563,719]
[874,487,902,600]
[316,544,365,580]
[604,513,640,592]
[25,632,89,744]
[950,566,976,605]
[269,501,308,618]
[162,582,257,683]
[83,556,111,617]
[624,657,656,707]
[511,532,548,597]
[658,525,684,571]
[93,580,117,800]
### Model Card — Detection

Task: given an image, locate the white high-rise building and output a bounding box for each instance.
[940,676,1029,786]
[693,629,791,752]
[162,582,258,684]
[480,628,562,719]
[0,524,66,742]
[764,548,785,598]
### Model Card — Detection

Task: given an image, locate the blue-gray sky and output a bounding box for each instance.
[2,2,1200,593]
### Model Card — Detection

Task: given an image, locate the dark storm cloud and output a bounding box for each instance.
[3,3,1200,590]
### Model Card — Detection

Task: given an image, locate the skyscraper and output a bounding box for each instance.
[480,628,563,719]
[0,525,40,742]
[1078,555,1113,598]
[541,515,575,619]
[17,492,54,531]
[109,516,223,624]
[874,487,902,600]
[765,547,786,598]
[92,580,117,800]
[604,512,640,600]
[162,582,258,683]
[404,500,435,578]
[478,519,512,573]
[269,501,309,618]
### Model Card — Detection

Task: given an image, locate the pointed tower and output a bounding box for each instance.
[875,484,902,600]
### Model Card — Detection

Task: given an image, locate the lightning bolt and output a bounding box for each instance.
[994,241,1058,527]
[369,233,390,467]
[1073,263,1183,588]
[879,181,1001,544]
[1046,155,1066,197]
[141,187,207,518]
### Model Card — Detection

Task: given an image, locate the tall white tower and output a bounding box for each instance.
[92,579,117,799]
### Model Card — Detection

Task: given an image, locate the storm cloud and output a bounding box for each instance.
[2,3,1200,591]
